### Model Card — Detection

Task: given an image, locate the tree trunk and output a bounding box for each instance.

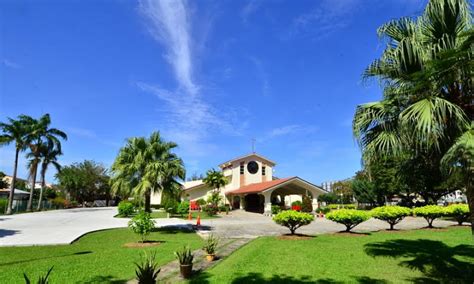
[389,223,394,230]
[36,165,46,211]
[145,189,151,213]
[26,161,38,211]
[6,148,20,215]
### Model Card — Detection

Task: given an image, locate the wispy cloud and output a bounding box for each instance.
[137,0,244,156]
[249,56,270,97]
[285,0,359,41]
[139,0,198,95]
[258,124,318,142]
[241,0,262,23]
[2,59,21,69]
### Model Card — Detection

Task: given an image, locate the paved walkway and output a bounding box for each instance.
[0,207,191,247]
[197,210,458,238]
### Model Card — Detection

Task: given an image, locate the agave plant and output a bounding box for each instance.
[202,234,219,255]
[175,246,194,265]
[135,251,160,284]
[23,266,53,284]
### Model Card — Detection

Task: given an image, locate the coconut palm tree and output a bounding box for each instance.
[36,143,62,210]
[353,0,473,234]
[0,116,32,215]
[25,114,67,211]
[111,132,185,212]
[203,169,228,191]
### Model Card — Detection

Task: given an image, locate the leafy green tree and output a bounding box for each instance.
[318,193,339,204]
[371,206,412,230]
[24,114,67,211]
[111,132,185,212]
[326,209,370,232]
[273,210,314,235]
[351,171,380,207]
[0,115,34,214]
[353,0,473,234]
[445,204,470,225]
[56,160,110,205]
[128,211,155,243]
[413,205,447,228]
[0,171,9,189]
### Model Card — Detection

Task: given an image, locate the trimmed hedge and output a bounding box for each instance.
[445,204,469,225]
[371,206,411,230]
[326,209,370,232]
[273,210,314,235]
[327,204,356,210]
[413,205,445,228]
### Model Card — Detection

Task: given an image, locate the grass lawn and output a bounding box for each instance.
[189,227,474,283]
[150,211,220,220]
[0,228,203,283]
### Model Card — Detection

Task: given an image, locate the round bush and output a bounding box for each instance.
[118,201,135,217]
[177,201,190,216]
[371,206,411,230]
[326,209,370,232]
[445,204,469,225]
[128,211,156,242]
[413,205,446,228]
[272,210,314,235]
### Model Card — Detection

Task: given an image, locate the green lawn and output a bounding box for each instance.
[0,228,203,283]
[189,227,474,283]
[150,211,220,220]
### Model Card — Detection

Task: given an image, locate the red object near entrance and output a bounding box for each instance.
[190,201,199,211]
[291,205,301,211]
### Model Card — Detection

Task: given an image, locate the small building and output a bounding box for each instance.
[151,153,326,214]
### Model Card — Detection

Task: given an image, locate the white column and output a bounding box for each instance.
[263,192,272,215]
[239,195,244,210]
[312,195,319,212]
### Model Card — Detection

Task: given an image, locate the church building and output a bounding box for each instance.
[151,153,326,214]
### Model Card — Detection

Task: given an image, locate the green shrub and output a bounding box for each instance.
[24,266,53,284]
[51,197,66,209]
[203,204,218,216]
[370,206,412,230]
[445,204,469,225]
[196,198,206,207]
[326,209,370,232]
[413,205,446,228]
[207,191,222,206]
[162,198,179,214]
[272,210,314,235]
[291,200,302,206]
[118,201,135,217]
[315,207,330,214]
[271,205,281,215]
[177,201,190,216]
[301,195,313,212]
[134,251,160,284]
[128,211,156,242]
[175,246,194,265]
[327,204,356,210]
[0,198,8,214]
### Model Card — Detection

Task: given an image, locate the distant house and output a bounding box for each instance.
[151,153,326,214]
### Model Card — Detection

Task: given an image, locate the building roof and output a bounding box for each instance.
[226,177,294,194]
[218,153,276,169]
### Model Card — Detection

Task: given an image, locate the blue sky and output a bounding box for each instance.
[0,0,427,185]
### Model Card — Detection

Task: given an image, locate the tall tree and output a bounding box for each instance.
[203,169,228,191]
[36,143,62,210]
[25,114,67,211]
[111,132,185,212]
[353,0,473,234]
[0,116,32,215]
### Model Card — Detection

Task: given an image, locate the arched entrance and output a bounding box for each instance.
[232,196,241,209]
[244,194,264,213]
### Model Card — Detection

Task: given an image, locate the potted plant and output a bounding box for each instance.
[202,234,219,262]
[175,246,194,278]
[291,200,302,211]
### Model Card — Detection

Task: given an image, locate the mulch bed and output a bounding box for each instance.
[332,231,370,237]
[123,241,163,248]
[277,234,314,240]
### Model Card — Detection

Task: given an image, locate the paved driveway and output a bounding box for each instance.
[0,207,190,247]
[199,210,458,238]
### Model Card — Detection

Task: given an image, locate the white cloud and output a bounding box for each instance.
[249,56,270,97]
[285,0,359,40]
[241,0,262,23]
[139,0,198,95]
[258,124,318,142]
[2,59,21,69]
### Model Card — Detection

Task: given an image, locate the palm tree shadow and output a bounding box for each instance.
[364,239,474,283]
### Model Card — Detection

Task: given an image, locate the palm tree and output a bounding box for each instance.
[0,116,32,215]
[36,143,62,210]
[353,0,473,234]
[25,114,67,211]
[203,169,229,206]
[111,132,185,212]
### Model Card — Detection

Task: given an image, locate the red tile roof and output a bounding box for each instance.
[227,177,295,195]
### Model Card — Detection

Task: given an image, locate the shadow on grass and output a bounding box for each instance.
[152,225,195,234]
[0,251,93,266]
[76,275,127,284]
[364,239,474,283]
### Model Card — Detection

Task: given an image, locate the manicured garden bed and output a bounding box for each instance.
[0,228,203,283]
[189,226,473,283]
